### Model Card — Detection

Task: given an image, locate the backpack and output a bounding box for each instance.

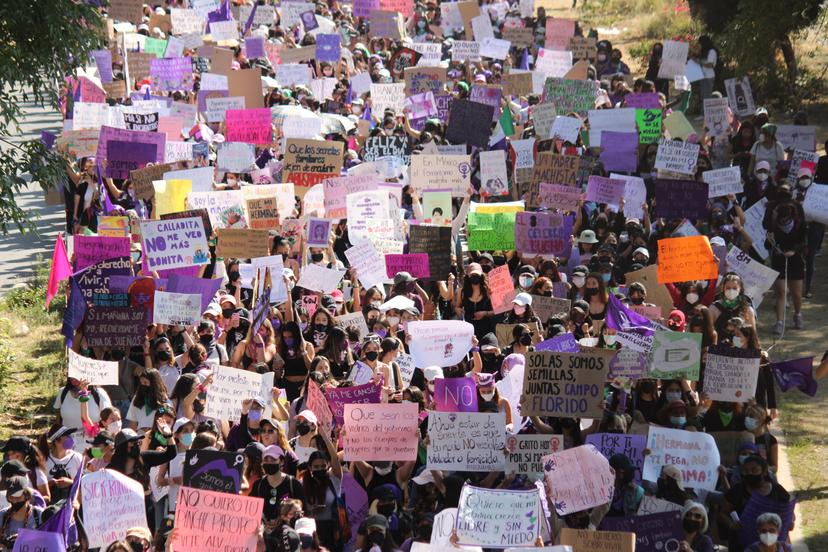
[60,386,102,408]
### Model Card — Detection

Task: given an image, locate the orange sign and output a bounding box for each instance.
[657,236,718,283]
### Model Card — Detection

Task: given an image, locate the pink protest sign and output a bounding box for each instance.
[542,444,615,516]
[538,183,581,211]
[96,126,166,179]
[625,92,661,109]
[487,264,517,314]
[307,379,334,436]
[225,108,273,144]
[545,18,575,50]
[585,175,626,205]
[157,116,184,141]
[323,175,380,219]
[74,235,131,271]
[325,381,382,427]
[343,403,419,461]
[384,253,430,279]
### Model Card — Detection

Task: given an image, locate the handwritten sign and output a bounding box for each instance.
[542,444,614,515]
[407,320,475,368]
[506,434,563,476]
[296,263,346,293]
[140,217,209,271]
[725,246,779,306]
[173,487,263,552]
[537,183,580,211]
[216,228,270,259]
[643,427,720,490]
[325,382,382,428]
[96,126,166,179]
[455,485,541,548]
[542,78,599,116]
[283,139,345,193]
[656,236,718,284]
[68,349,118,386]
[153,291,201,326]
[433,377,479,413]
[803,184,828,225]
[225,108,272,144]
[204,365,274,423]
[82,469,147,549]
[428,412,505,471]
[384,253,430,279]
[520,350,610,418]
[560,528,634,552]
[654,138,699,175]
[182,450,245,494]
[73,235,130,271]
[409,154,471,197]
[703,345,761,402]
[343,403,419,461]
[586,433,647,483]
[703,166,743,198]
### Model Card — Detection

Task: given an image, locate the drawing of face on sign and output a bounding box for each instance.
[443,343,453,358]
[506,435,518,454]
[549,435,562,452]
[222,206,247,228]
[300,10,318,31]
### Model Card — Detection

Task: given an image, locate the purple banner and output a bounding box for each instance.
[96,126,166,179]
[771,356,817,397]
[316,34,341,63]
[433,377,479,412]
[600,130,638,173]
[341,473,369,550]
[325,382,382,427]
[625,92,660,109]
[12,528,66,552]
[586,432,647,483]
[150,57,194,91]
[73,235,131,271]
[469,84,503,122]
[434,93,452,122]
[600,511,683,552]
[92,50,113,83]
[514,211,573,257]
[245,36,266,59]
[75,256,132,303]
[535,333,579,352]
[166,274,223,312]
[739,493,795,546]
[84,305,148,348]
[655,179,709,221]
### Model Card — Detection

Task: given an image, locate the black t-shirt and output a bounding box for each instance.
[725,481,790,515]
[251,475,306,520]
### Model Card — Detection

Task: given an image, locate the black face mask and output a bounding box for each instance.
[193,400,205,413]
[369,532,385,546]
[311,252,324,262]
[468,274,482,285]
[129,541,145,552]
[520,334,532,346]
[567,515,590,529]
[481,265,492,273]
[683,518,702,533]
[200,335,214,348]
[743,473,763,486]
[296,423,312,436]
[311,469,327,480]
[584,287,599,298]
[157,350,172,362]
[377,503,396,517]
[263,463,281,475]
[314,324,329,333]
[222,308,235,318]
[364,350,379,362]
[417,524,433,540]
[630,297,644,305]
[9,500,26,512]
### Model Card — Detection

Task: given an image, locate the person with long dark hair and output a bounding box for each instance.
[456,263,495,339]
[299,437,343,550]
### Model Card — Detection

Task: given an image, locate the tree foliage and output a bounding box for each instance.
[0,0,106,233]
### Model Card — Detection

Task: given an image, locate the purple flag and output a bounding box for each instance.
[61,276,87,347]
[166,274,223,313]
[605,292,654,336]
[39,457,84,547]
[96,163,116,214]
[535,333,580,353]
[771,356,817,397]
[41,131,56,151]
[243,2,258,35]
[520,48,529,70]
[207,0,233,32]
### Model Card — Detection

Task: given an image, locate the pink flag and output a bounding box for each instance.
[46,232,71,309]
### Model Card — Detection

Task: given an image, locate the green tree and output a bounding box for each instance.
[0,0,106,233]
[688,0,826,105]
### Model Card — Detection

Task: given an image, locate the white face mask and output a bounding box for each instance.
[386,316,400,327]
[798,178,812,188]
[685,292,699,304]
[744,417,759,431]
[756,172,768,182]
[759,532,778,546]
[572,276,585,288]
[519,276,534,289]
[513,305,526,316]
[108,420,122,434]
[732,336,743,348]
[724,288,740,301]
[604,335,616,346]
[480,391,495,401]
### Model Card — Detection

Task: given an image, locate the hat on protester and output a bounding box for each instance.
[1,460,30,478]
[394,271,417,285]
[87,431,115,447]
[625,217,641,226]
[219,295,238,307]
[572,265,589,276]
[330,289,345,303]
[173,418,194,434]
[380,294,415,312]
[204,302,221,316]
[467,262,484,276]
[478,252,494,264]
[710,236,727,247]
[754,107,768,117]
[761,123,777,137]
[797,167,813,178]
[47,426,77,443]
[320,295,336,310]
[244,441,266,461]
[661,465,685,490]
[423,366,444,381]
[5,476,28,499]
[755,160,771,172]
[366,514,389,532]
[297,410,318,425]
[517,265,537,276]
[263,445,285,460]
[479,333,499,350]
[114,429,144,448]
[512,293,533,307]
[126,527,152,543]
[404,306,421,317]
[633,247,650,260]
[578,230,599,244]
[412,468,437,486]
[294,517,317,536]
[1,436,33,454]
[250,396,268,409]
[476,372,495,388]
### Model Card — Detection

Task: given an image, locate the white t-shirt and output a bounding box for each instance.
[159,364,180,397]
[126,401,157,430]
[750,140,786,170]
[53,386,112,430]
[167,451,187,512]
[703,49,717,79]
[46,450,84,482]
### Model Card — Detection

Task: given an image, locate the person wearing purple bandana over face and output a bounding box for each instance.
[42,426,82,504]
[226,397,268,452]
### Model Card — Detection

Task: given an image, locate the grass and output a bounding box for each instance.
[0,257,66,441]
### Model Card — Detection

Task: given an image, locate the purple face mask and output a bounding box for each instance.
[62,436,75,450]
[375,329,387,339]
[284,337,295,347]
[271,318,282,332]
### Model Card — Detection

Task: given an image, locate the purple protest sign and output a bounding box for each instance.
[585,175,626,205]
[433,377,479,412]
[600,511,683,552]
[586,432,647,483]
[625,92,660,108]
[739,493,795,546]
[75,256,133,303]
[353,0,380,18]
[609,348,648,379]
[306,218,332,247]
[155,265,202,280]
[166,274,223,312]
[300,10,319,30]
[325,381,382,427]
[341,473,369,550]
[514,211,573,257]
[469,84,503,122]
[535,333,579,352]
[150,56,194,91]
[654,179,709,221]
[74,235,131,271]
[600,130,638,173]
[85,305,148,348]
[385,253,430,279]
[10,528,66,552]
[316,34,341,63]
[96,126,166,179]
[434,93,453,122]
[92,50,113,83]
[244,36,266,59]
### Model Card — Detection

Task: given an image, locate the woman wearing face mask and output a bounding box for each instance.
[656,466,694,506]
[0,476,44,545]
[358,514,397,552]
[190,319,230,366]
[730,323,776,413]
[300,444,344,550]
[502,293,542,328]
[746,513,788,552]
[567,266,589,301]
[633,379,660,423]
[763,191,807,334]
[457,263,495,340]
[576,230,599,265]
[744,404,778,473]
[515,265,537,292]
[251,446,307,522]
[2,437,49,504]
[582,273,609,331]
[150,337,179,398]
[278,321,316,402]
[305,309,336,351]
[721,455,789,552]
[731,122,757,177]
[379,337,406,400]
[679,502,714,552]
[475,372,513,429]
[54,376,113,443]
[660,400,698,431]
[658,380,695,411]
[319,327,353,380]
[606,454,643,517]
[749,124,786,174]
[502,324,535,358]
[40,426,82,504]
[357,336,394,395]
[709,274,756,339]
[67,156,100,234]
[225,397,269,452]
[126,369,170,431]
[85,431,116,472]
[155,418,195,514]
[289,410,327,468]
[232,318,281,371]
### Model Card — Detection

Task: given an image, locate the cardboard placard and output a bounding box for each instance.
[216,228,271,258]
[520,350,611,418]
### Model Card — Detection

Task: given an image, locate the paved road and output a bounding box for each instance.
[0,100,65,294]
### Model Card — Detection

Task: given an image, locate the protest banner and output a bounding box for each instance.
[173,487,263,552]
[404,66,446,96]
[560,529,634,552]
[97,125,167,179]
[803,183,828,225]
[542,444,614,516]
[204,365,274,422]
[68,349,118,386]
[227,68,263,109]
[654,138,699,175]
[384,253,430,279]
[725,246,779,306]
[150,56,194,91]
[204,95,243,123]
[182,449,244,494]
[130,163,175,200]
[495,322,542,348]
[364,136,410,164]
[537,183,580,212]
[73,235,130,271]
[704,345,762,401]
[711,431,756,467]
[409,154,471,196]
[585,175,625,205]
[343,403,419,461]
[648,330,702,380]
[325,381,382,428]
[140,217,209,271]
[152,291,201,326]
[82,469,147,548]
[427,412,506,472]
[549,116,583,145]
[520,350,610,418]
[85,306,147,348]
[776,124,816,152]
[186,190,248,229]
[787,148,820,185]
[245,196,280,229]
[11,528,66,552]
[703,97,730,137]
[467,211,516,251]
[703,166,743,198]
[643,427,720,490]
[455,485,541,548]
[283,139,345,194]
[225,108,272,144]
[302,217,330,248]
[123,111,159,132]
[56,129,100,159]
[600,511,683,552]
[514,211,572,257]
[433,377,479,413]
[654,179,709,221]
[74,256,131,305]
[541,78,598,116]
[409,225,453,280]
[305,378,334,438]
[586,433,646,483]
[446,99,494,147]
[216,228,270,259]
[505,434,563,476]
[109,0,143,23]
[296,263,346,293]
[407,320,474,368]
[738,492,796,547]
[656,236,718,284]
[369,82,406,115]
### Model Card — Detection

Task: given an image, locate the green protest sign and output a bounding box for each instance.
[647,330,702,380]
[467,212,516,251]
[636,109,662,144]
